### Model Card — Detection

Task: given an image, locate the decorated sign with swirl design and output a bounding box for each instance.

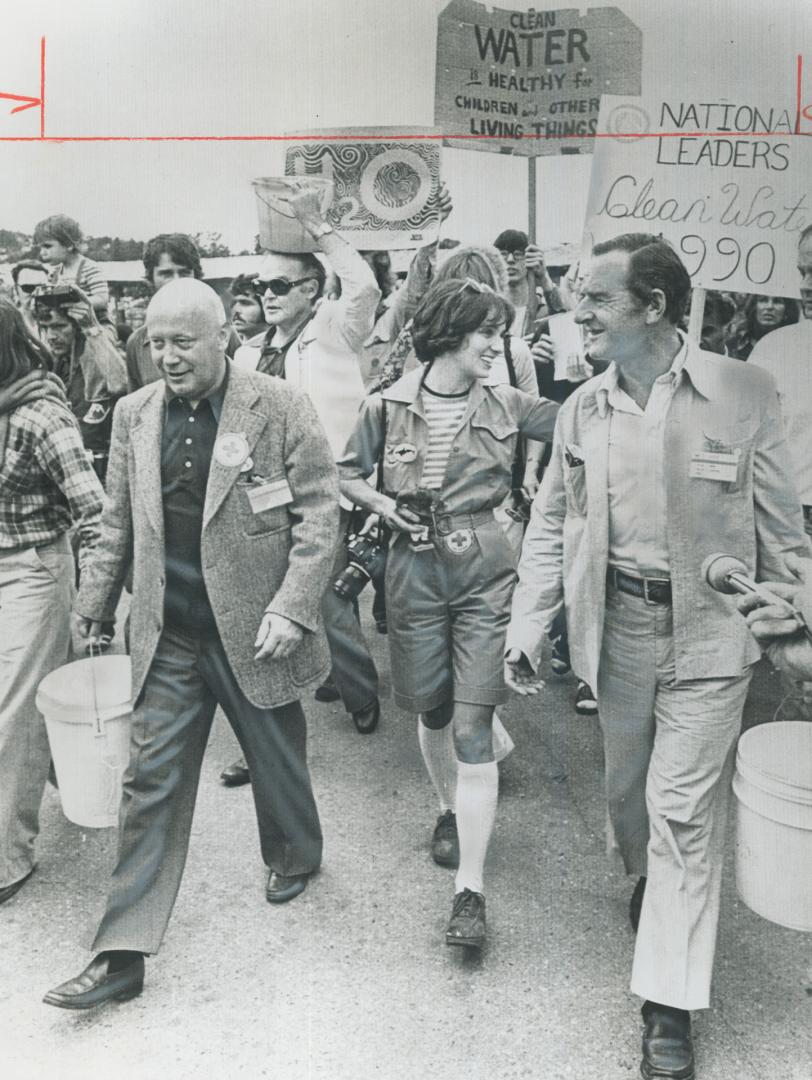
[285,128,442,250]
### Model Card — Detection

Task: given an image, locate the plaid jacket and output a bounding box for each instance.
[0,398,104,569]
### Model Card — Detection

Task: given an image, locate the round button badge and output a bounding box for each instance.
[214,433,250,469]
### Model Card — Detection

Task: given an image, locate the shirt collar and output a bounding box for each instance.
[165,360,229,422]
[595,335,689,418]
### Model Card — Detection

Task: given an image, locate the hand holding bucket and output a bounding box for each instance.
[252,176,334,253]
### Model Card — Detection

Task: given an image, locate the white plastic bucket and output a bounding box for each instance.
[36,654,133,829]
[733,721,812,931]
[251,176,334,253]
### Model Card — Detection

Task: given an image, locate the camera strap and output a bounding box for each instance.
[503,336,526,500]
[346,397,388,541]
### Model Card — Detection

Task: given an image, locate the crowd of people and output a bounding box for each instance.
[1,189,811,1080]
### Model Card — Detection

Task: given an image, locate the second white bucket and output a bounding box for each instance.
[733,720,812,932]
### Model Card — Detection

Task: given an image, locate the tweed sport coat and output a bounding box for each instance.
[76,366,340,708]
[506,339,810,689]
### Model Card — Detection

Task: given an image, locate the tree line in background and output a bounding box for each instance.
[0,229,263,262]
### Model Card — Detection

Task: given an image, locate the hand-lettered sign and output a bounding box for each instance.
[285,128,442,250]
[435,1,642,156]
[583,95,811,296]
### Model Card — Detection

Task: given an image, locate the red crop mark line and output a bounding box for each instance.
[0,129,809,143]
[40,36,46,139]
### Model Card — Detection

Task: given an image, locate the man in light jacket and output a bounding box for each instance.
[504,233,807,1080]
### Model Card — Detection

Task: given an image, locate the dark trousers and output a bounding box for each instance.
[321,513,379,713]
[92,625,322,955]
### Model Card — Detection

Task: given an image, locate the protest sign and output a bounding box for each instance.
[583,94,811,296]
[434,0,642,156]
[285,129,441,250]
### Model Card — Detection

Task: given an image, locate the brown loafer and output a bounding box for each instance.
[43,954,144,1010]
[266,871,309,904]
[220,758,250,787]
[641,1002,695,1079]
[352,698,380,735]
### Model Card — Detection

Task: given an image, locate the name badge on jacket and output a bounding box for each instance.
[245,477,294,514]
[689,449,740,483]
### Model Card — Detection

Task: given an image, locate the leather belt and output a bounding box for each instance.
[607,566,672,605]
[430,508,495,536]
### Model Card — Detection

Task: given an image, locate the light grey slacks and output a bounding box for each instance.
[596,583,751,1011]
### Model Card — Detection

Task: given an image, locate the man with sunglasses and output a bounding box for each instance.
[232,181,382,740]
[11,261,49,331]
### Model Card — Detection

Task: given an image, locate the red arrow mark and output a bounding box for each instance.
[0,91,41,115]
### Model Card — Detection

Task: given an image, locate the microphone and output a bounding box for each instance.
[702,552,812,640]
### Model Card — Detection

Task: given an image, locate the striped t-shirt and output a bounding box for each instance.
[420,386,469,490]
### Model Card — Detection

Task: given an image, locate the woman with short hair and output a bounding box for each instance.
[338,278,558,949]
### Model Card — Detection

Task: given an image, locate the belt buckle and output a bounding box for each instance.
[642,577,657,605]
[432,512,453,537]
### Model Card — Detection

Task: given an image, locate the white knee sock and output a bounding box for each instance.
[417,717,458,813]
[454,760,499,895]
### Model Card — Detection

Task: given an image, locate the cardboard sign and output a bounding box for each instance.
[434,1,642,156]
[285,128,441,250]
[583,95,811,296]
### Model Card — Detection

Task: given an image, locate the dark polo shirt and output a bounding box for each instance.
[161,368,228,637]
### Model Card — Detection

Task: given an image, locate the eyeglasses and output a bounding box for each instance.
[254,276,316,297]
[496,249,526,261]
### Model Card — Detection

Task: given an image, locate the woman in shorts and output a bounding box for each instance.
[338,278,558,949]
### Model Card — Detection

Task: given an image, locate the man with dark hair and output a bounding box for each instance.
[125,233,204,392]
[232,180,382,742]
[125,234,240,393]
[227,274,267,343]
[493,228,566,336]
[35,290,128,483]
[504,232,807,1079]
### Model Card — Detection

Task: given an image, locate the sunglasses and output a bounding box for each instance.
[254,276,316,297]
[455,277,496,296]
[17,282,42,294]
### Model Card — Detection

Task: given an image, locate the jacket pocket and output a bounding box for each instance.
[240,498,291,537]
[700,429,753,494]
[564,463,588,516]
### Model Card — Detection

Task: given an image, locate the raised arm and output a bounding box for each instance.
[287,183,380,354]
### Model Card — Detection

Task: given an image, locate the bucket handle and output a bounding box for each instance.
[87,640,105,737]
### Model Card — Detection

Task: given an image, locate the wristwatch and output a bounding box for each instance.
[311,222,334,239]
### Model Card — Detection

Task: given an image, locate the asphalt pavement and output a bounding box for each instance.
[3,598,811,1080]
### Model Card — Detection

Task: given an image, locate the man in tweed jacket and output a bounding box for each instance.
[45,279,339,1011]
